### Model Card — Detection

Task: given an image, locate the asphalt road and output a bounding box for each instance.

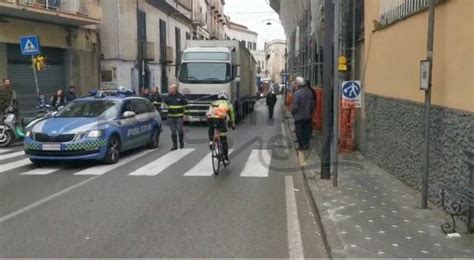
[0,98,327,258]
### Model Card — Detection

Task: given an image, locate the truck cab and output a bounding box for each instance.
[178,41,256,122]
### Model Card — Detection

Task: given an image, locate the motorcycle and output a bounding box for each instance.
[0,97,55,147]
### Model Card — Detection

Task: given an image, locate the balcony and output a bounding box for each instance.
[191,12,204,26]
[0,0,102,26]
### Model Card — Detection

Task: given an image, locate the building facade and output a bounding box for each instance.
[224,21,258,53]
[362,0,474,204]
[264,39,286,84]
[0,0,102,115]
[100,0,192,94]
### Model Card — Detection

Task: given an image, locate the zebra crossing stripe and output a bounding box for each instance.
[0,149,16,155]
[21,167,59,176]
[0,159,31,173]
[74,150,157,176]
[240,150,273,178]
[0,151,25,160]
[129,149,194,176]
[184,149,233,177]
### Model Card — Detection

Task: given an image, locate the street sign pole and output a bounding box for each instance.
[422,0,436,209]
[321,0,334,180]
[31,55,40,96]
[333,0,341,187]
[20,35,41,97]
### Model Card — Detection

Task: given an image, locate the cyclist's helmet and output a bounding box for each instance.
[217,91,229,100]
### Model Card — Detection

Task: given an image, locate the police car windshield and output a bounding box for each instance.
[56,100,119,118]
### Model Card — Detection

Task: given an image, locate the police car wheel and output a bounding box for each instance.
[104,135,121,164]
[146,127,160,149]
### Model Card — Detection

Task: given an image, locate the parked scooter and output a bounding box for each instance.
[0,96,55,147]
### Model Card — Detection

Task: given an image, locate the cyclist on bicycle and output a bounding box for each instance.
[206,91,235,164]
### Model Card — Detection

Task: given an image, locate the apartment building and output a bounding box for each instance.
[264,39,286,84]
[0,0,102,115]
[191,0,227,41]
[362,0,473,202]
[100,0,192,94]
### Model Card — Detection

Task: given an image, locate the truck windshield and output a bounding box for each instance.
[179,63,231,84]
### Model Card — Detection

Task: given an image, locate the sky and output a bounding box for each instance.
[224,0,286,50]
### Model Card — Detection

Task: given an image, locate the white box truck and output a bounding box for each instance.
[178,40,257,122]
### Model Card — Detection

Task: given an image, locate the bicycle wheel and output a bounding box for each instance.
[211,141,221,175]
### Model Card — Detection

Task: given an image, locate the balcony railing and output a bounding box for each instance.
[17,0,95,17]
[379,0,440,26]
[192,12,205,26]
[0,0,102,25]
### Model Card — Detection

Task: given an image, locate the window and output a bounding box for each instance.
[101,70,113,82]
[57,101,119,118]
[186,32,191,40]
[241,40,246,47]
[183,52,230,61]
[179,63,231,84]
[131,99,149,115]
[144,99,156,113]
[253,42,257,50]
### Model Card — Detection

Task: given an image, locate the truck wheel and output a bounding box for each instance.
[234,101,242,123]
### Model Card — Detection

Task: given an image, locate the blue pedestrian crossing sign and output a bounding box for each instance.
[20,35,41,56]
[342,81,362,107]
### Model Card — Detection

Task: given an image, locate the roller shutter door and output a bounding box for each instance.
[7,44,65,116]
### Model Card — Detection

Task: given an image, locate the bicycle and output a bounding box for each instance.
[211,124,228,176]
[210,119,236,176]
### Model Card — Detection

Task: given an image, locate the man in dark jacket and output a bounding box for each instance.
[266,91,277,119]
[148,87,162,112]
[291,77,315,150]
[65,86,77,102]
[164,84,187,151]
[0,78,17,116]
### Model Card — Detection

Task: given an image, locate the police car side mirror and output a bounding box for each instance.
[122,111,136,118]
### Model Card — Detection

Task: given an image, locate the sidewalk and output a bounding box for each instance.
[282,109,474,258]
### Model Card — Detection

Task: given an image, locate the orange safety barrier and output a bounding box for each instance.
[286,92,293,110]
[339,100,356,153]
[313,87,323,131]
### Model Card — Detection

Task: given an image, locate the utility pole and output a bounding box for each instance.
[351,0,356,80]
[421,0,436,209]
[321,0,334,179]
[332,0,341,187]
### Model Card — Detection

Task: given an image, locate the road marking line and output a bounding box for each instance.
[0,149,15,155]
[0,159,31,173]
[184,149,233,176]
[240,150,272,178]
[0,151,25,160]
[0,149,168,224]
[0,174,101,224]
[21,167,60,176]
[285,175,304,258]
[129,149,194,176]
[74,150,156,176]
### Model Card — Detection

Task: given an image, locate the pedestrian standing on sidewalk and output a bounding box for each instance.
[65,85,77,102]
[0,78,17,116]
[291,77,315,150]
[50,90,66,110]
[141,88,150,98]
[148,87,162,112]
[164,84,187,151]
[266,90,277,119]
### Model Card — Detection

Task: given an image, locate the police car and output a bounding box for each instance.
[23,90,162,165]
